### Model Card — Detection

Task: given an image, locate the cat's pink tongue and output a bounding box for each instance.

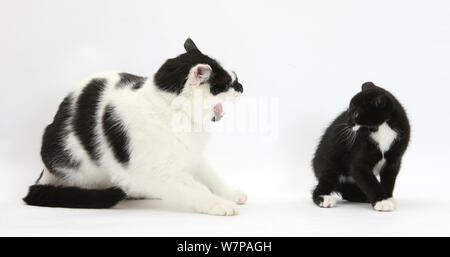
[213,103,223,122]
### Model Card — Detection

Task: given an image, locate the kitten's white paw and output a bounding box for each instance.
[197,198,239,216]
[319,195,336,208]
[226,190,248,205]
[388,197,396,207]
[374,198,396,212]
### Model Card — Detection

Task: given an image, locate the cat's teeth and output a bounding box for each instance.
[352,125,360,131]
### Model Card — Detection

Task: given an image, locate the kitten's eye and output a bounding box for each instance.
[349,103,355,111]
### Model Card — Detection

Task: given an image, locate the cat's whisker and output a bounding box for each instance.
[344,130,354,144]
[350,131,357,146]
[337,126,350,138]
[336,129,347,143]
[334,122,348,128]
[337,127,354,144]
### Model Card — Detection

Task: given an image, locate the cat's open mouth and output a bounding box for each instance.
[212,103,224,122]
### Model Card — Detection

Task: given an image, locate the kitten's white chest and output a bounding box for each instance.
[341,122,398,183]
[370,122,397,176]
[370,122,397,153]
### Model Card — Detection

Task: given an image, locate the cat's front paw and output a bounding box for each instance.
[225,190,247,205]
[373,198,396,212]
[197,198,239,216]
[319,195,336,208]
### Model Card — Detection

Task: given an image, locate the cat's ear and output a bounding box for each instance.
[184,38,200,53]
[362,81,376,91]
[374,94,387,108]
[192,64,212,83]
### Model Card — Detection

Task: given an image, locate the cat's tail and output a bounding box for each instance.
[23,184,126,209]
[336,182,369,203]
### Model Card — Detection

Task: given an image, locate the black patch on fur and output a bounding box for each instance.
[23,185,126,209]
[312,83,410,205]
[73,79,106,163]
[102,104,130,165]
[184,38,199,52]
[116,73,147,90]
[41,94,80,176]
[230,77,243,93]
[154,38,241,96]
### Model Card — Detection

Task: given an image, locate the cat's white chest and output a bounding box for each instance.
[370,122,397,176]
[341,122,398,183]
[370,122,397,153]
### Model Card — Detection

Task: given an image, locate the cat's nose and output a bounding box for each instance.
[234,83,243,93]
[347,118,355,127]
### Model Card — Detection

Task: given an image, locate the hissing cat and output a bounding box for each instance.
[312,82,410,211]
[23,38,247,216]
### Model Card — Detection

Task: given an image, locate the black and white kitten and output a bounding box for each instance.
[312,82,410,211]
[23,38,247,215]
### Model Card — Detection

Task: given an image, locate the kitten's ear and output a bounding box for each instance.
[374,94,387,108]
[184,38,200,53]
[362,81,376,91]
[192,64,212,83]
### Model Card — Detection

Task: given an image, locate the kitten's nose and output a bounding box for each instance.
[347,116,355,126]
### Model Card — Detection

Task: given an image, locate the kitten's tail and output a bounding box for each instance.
[23,184,126,209]
[336,183,369,203]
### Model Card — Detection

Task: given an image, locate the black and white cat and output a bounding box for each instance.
[23,38,247,215]
[312,82,410,211]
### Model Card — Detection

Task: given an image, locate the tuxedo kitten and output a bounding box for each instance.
[23,38,247,215]
[312,82,410,211]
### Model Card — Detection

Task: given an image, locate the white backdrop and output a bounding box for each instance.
[1,0,450,236]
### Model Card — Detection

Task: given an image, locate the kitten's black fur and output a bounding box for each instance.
[154,38,243,95]
[312,82,410,207]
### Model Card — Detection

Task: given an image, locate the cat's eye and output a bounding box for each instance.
[349,103,355,111]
